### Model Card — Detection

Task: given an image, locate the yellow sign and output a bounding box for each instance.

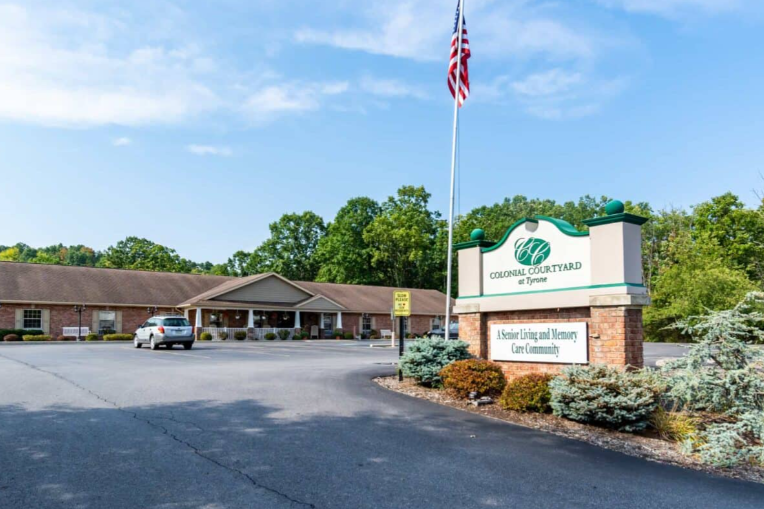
[393,291,411,317]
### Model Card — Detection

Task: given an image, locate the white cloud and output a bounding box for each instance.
[512,69,584,97]
[243,81,349,117]
[112,137,132,147]
[0,4,220,127]
[594,0,744,16]
[359,76,428,100]
[186,145,233,157]
[295,1,596,62]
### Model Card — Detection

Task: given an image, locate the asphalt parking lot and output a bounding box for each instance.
[1,341,762,509]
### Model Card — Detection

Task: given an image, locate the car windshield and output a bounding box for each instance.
[162,318,190,327]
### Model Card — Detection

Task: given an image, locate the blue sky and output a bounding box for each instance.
[1,0,763,264]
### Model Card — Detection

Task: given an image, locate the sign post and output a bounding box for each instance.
[393,291,411,381]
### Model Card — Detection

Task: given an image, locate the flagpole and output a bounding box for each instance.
[445,0,465,338]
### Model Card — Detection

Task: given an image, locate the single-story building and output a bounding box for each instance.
[0,262,451,340]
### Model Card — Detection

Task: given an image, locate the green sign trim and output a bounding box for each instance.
[481,216,588,254]
[457,282,645,300]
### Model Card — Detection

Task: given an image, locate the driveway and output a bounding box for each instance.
[0,341,761,509]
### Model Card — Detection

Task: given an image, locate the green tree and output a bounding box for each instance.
[315,197,381,285]
[692,192,764,282]
[0,246,21,261]
[98,237,191,273]
[238,212,327,280]
[644,231,757,342]
[364,186,442,289]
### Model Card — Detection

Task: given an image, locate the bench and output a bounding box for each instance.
[380,329,392,339]
[63,326,90,337]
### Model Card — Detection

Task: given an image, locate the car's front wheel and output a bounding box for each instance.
[150,336,158,350]
[133,335,141,348]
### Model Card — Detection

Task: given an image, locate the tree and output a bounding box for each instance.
[98,237,190,273]
[692,192,764,282]
[643,231,758,342]
[238,212,327,281]
[364,186,442,289]
[0,247,20,261]
[315,197,381,285]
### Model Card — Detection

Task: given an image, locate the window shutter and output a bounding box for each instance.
[371,316,376,330]
[92,311,99,334]
[41,309,50,334]
[115,311,123,333]
[15,309,23,329]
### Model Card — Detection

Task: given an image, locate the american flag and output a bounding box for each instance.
[448,1,470,107]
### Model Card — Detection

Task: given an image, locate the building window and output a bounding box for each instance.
[322,314,333,331]
[23,309,42,329]
[99,311,116,334]
[431,316,443,330]
[361,314,372,335]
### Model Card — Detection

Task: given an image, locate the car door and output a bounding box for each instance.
[138,319,153,341]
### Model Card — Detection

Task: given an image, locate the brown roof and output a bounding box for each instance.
[0,262,230,307]
[295,281,449,315]
[0,262,450,315]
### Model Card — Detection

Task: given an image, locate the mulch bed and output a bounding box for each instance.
[375,375,764,485]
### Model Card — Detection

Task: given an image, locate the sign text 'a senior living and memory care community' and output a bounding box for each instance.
[490,322,588,364]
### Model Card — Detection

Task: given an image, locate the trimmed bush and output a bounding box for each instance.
[499,373,554,413]
[57,335,76,341]
[399,337,472,386]
[3,334,20,342]
[22,335,52,341]
[218,331,228,341]
[278,329,291,340]
[300,331,309,339]
[234,331,247,341]
[103,334,133,341]
[85,333,100,341]
[332,329,343,338]
[439,359,506,398]
[264,332,277,341]
[550,364,663,432]
[343,332,354,340]
[199,332,213,341]
[1,329,43,341]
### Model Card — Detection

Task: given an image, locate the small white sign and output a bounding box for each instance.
[491,322,588,364]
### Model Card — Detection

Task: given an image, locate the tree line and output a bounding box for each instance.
[2,186,762,341]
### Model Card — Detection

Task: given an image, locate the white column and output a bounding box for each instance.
[247,309,254,328]
[336,312,342,329]
[294,310,301,328]
[195,308,203,328]
[183,308,189,320]
[320,313,325,331]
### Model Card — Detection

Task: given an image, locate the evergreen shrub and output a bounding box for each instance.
[439,359,506,398]
[85,333,100,341]
[3,334,20,342]
[234,331,247,341]
[199,332,212,341]
[550,364,663,432]
[103,334,133,341]
[499,373,554,413]
[343,332,354,340]
[664,292,764,466]
[22,335,52,341]
[264,332,277,340]
[278,329,291,340]
[399,337,472,386]
[218,331,228,341]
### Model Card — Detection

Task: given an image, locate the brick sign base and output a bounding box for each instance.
[458,306,644,380]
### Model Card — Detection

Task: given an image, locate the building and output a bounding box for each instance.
[0,262,451,340]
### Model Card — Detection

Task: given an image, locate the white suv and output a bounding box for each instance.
[134,316,194,350]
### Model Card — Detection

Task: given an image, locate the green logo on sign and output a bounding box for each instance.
[514,238,551,266]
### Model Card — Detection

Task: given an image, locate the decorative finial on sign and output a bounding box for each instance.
[470,228,485,241]
[605,200,625,215]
